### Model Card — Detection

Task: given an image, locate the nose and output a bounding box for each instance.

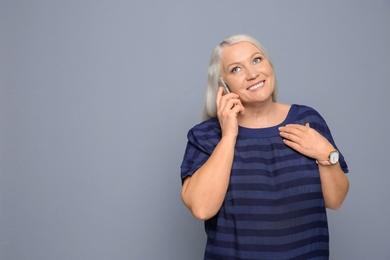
[246,66,259,81]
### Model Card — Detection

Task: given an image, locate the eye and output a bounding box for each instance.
[231,67,241,74]
[253,57,262,64]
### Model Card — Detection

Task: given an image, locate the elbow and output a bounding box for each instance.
[189,206,216,221]
[325,189,349,210]
[180,177,220,220]
[181,196,215,220]
[325,194,348,210]
[326,201,343,210]
[325,177,350,210]
[181,191,217,220]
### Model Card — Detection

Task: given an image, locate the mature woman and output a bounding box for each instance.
[180,34,349,259]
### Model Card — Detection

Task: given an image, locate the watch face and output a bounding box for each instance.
[330,151,339,164]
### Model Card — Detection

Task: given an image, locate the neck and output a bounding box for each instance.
[238,101,283,128]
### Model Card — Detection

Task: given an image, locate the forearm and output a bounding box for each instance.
[181,136,236,220]
[319,163,349,209]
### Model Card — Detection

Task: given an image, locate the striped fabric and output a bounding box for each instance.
[181,104,348,260]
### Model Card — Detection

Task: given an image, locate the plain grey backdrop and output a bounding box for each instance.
[1,1,389,259]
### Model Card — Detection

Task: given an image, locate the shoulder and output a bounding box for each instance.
[292,104,325,122]
[292,104,331,134]
[188,117,220,135]
[187,118,221,147]
[293,104,321,115]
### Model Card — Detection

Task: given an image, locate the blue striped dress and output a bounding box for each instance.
[180,104,348,260]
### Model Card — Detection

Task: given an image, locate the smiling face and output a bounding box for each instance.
[220,41,275,105]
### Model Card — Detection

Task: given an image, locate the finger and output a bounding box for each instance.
[216,87,224,107]
[219,93,240,111]
[217,88,232,112]
[280,131,302,143]
[285,124,308,131]
[282,138,303,153]
[279,126,303,137]
[290,123,312,131]
[220,99,240,118]
[231,100,245,115]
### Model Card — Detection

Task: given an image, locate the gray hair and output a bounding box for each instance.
[201,34,278,121]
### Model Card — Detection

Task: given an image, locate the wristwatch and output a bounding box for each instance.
[316,150,339,166]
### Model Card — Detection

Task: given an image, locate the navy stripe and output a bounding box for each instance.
[226,192,324,206]
[209,235,329,252]
[229,177,321,192]
[212,221,328,237]
[221,206,326,222]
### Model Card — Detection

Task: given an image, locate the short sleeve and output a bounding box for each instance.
[180,119,221,183]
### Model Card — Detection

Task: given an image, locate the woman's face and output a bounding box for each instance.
[220,41,275,105]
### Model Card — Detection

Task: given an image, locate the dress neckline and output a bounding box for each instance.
[238,104,298,138]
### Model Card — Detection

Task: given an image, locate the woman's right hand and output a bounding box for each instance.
[216,87,245,138]
[181,87,243,220]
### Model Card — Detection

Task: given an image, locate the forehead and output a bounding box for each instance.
[221,41,261,63]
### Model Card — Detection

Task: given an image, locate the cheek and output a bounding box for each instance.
[267,70,275,85]
[229,77,246,90]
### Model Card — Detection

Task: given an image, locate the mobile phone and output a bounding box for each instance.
[220,77,231,94]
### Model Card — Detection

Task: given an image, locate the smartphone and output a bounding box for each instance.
[220,77,231,94]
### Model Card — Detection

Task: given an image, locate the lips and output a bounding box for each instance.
[247,80,265,91]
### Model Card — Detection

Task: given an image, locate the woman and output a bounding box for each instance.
[180,34,349,259]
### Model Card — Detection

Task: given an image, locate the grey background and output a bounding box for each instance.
[1,1,389,259]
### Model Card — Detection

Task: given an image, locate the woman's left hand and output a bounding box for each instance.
[278,123,334,161]
[279,123,350,210]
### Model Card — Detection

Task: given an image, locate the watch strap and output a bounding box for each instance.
[316,159,331,166]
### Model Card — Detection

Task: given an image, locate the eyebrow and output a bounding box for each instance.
[225,51,263,72]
